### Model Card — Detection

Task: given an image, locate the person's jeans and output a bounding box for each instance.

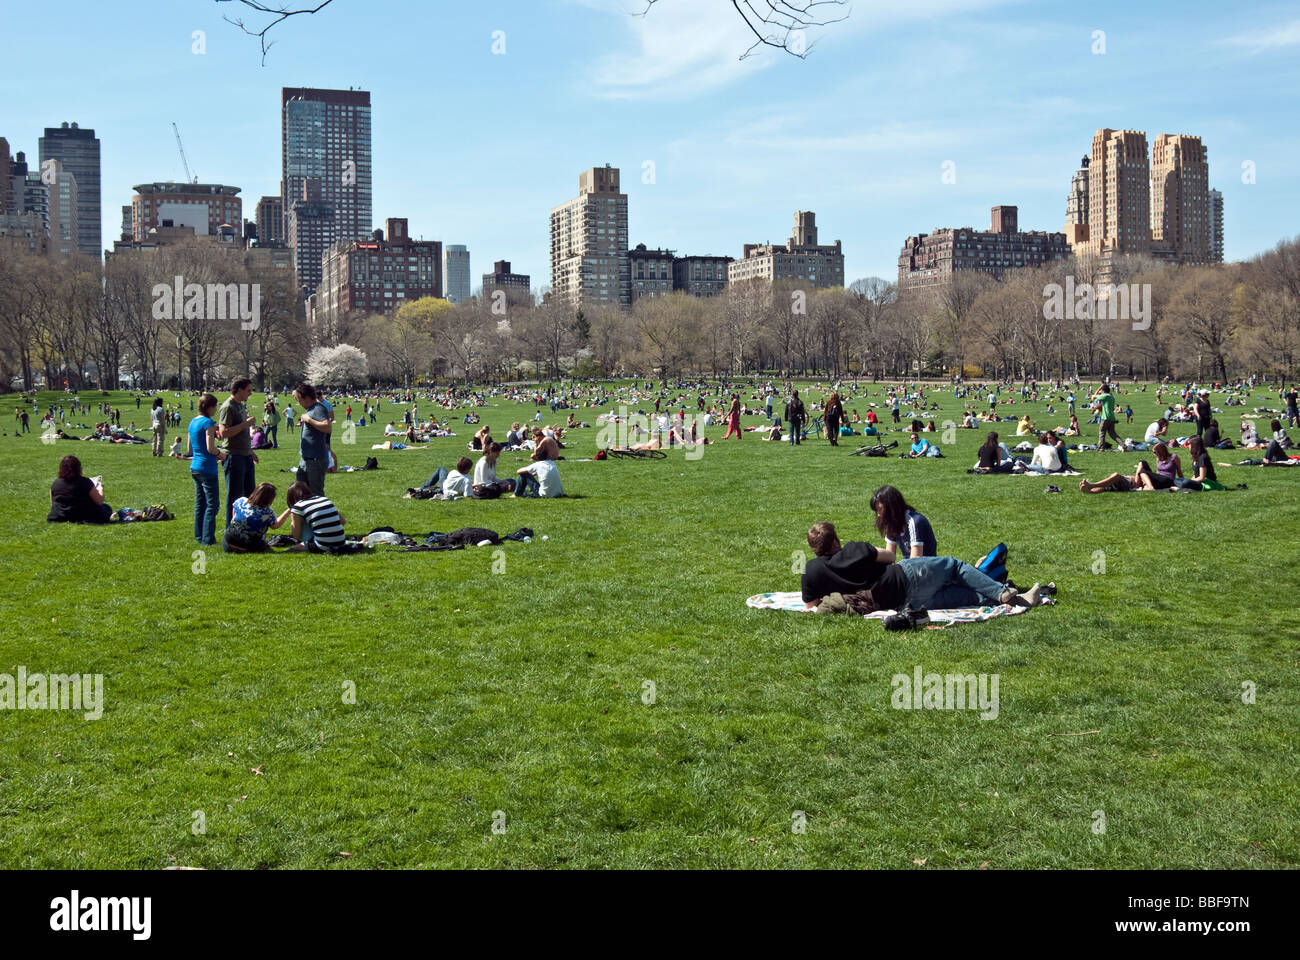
[299,457,326,496]
[224,453,255,525]
[192,471,219,545]
[21,419,29,432]
[788,421,802,445]
[1266,439,1286,461]
[267,422,278,448]
[420,466,449,491]
[899,556,1005,610]
[514,473,541,497]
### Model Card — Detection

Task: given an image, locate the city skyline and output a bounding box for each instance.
[2,0,1297,286]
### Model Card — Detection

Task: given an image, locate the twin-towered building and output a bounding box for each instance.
[1066,128,1222,267]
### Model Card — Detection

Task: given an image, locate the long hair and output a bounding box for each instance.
[58,455,81,480]
[1187,436,1206,461]
[870,485,912,540]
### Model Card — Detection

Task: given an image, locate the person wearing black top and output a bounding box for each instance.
[47,455,112,524]
[974,431,1011,473]
[1202,419,1223,449]
[801,522,1040,612]
[1194,392,1212,438]
[784,390,806,446]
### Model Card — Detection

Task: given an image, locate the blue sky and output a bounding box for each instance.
[4,0,1298,284]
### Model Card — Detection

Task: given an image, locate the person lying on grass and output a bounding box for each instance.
[800,521,1041,612]
[223,482,290,553]
[285,481,347,553]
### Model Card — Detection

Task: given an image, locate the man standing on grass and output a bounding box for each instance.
[784,389,806,446]
[294,383,332,498]
[1094,384,1121,449]
[1194,389,1212,439]
[217,378,259,525]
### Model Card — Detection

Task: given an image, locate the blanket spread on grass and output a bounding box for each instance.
[746,591,1050,628]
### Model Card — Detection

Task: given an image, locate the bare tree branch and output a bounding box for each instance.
[639,0,851,59]
[214,0,335,65]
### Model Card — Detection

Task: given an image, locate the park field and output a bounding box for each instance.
[0,382,1297,869]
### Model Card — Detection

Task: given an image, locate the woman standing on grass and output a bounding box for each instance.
[150,397,167,457]
[723,394,742,440]
[187,393,224,546]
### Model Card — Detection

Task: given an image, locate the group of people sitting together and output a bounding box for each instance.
[800,484,1047,616]
[405,437,564,501]
[971,431,1071,474]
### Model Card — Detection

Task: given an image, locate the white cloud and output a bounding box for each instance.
[1218,18,1300,53]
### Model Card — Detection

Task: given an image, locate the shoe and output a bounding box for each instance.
[1044,485,1061,493]
[1040,582,1057,597]
[998,587,1019,605]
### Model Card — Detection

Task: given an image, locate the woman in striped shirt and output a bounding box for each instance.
[286,481,347,553]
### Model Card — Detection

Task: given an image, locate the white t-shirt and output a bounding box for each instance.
[1144,421,1162,443]
[520,460,563,497]
[443,470,472,499]
[473,457,497,485]
[1032,443,1062,471]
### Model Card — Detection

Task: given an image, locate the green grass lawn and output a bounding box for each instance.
[1,382,1296,869]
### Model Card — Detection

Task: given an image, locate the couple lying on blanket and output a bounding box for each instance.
[801,521,1046,615]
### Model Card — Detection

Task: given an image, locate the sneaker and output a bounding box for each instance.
[1044,484,1061,493]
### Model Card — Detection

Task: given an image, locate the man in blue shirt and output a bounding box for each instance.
[294,382,332,499]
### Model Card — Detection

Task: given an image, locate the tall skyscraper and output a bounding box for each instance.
[1083,128,1151,257]
[1064,155,1089,246]
[550,164,630,309]
[39,122,100,260]
[281,88,372,293]
[1209,188,1224,264]
[0,138,12,215]
[1150,134,1210,265]
[256,195,285,245]
[287,178,337,297]
[44,159,80,260]
[443,244,471,303]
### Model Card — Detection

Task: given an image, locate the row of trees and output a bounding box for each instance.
[3,235,1298,391]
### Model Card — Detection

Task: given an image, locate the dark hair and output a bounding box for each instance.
[1153,442,1170,460]
[870,485,912,541]
[1271,419,1282,432]
[152,398,164,409]
[986,431,999,444]
[231,377,252,394]
[807,521,838,557]
[488,442,502,454]
[456,457,472,473]
[294,382,317,402]
[1157,418,1168,428]
[247,482,277,508]
[198,393,218,416]
[58,455,81,480]
[1187,437,1206,461]
[1037,432,1052,445]
[286,481,312,507]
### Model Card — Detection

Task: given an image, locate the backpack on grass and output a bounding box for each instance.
[975,542,1008,583]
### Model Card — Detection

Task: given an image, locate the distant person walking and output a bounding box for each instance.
[824,391,844,447]
[1094,384,1121,449]
[264,396,279,449]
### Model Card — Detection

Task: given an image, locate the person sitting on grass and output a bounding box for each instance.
[1015,432,1065,474]
[1143,417,1169,447]
[223,482,290,553]
[1016,413,1036,437]
[1240,419,1260,448]
[1263,420,1294,465]
[47,455,112,524]
[472,443,515,498]
[286,481,347,553]
[442,457,474,499]
[1140,442,1183,490]
[870,485,937,558]
[531,428,561,462]
[515,458,563,498]
[973,431,1013,473]
[1065,414,1081,437]
[800,521,1041,612]
[1179,436,1218,489]
[902,431,941,458]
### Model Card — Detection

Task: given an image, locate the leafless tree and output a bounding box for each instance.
[641,0,850,59]
[215,0,335,64]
